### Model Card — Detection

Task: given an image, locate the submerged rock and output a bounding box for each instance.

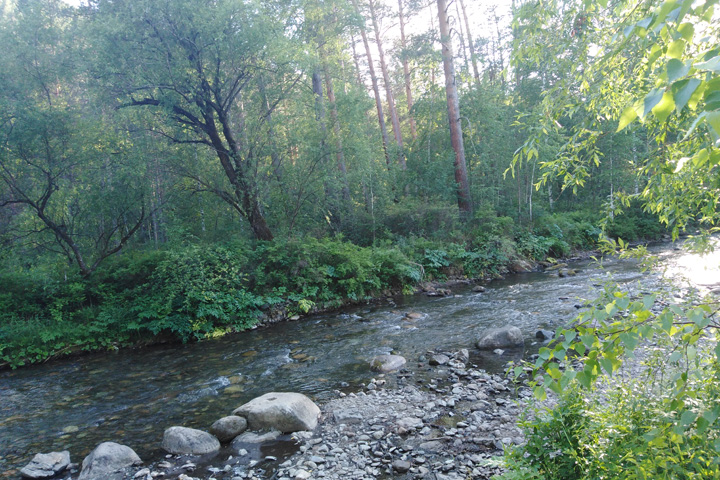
[162,426,220,455]
[78,442,141,480]
[209,415,247,443]
[370,354,407,373]
[232,392,320,432]
[476,326,524,349]
[20,451,70,479]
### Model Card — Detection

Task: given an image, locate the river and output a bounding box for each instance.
[2,243,716,477]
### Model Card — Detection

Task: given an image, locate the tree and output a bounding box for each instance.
[437,0,472,215]
[0,0,146,276]
[90,0,303,241]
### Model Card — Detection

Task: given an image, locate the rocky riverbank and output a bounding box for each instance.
[22,347,531,480]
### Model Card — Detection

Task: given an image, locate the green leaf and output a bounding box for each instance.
[706,111,720,137]
[533,386,547,400]
[643,294,656,310]
[617,106,638,132]
[643,88,665,119]
[680,410,696,428]
[696,55,720,72]
[667,59,690,82]
[677,22,694,41]
[666,39,686,59]
[672,78,701,112]
[652,92,676,122]
[576,371,592,389]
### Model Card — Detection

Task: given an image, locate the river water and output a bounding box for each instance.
[1,244,715,476]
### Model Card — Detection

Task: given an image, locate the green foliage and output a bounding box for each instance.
[502,390,589,480]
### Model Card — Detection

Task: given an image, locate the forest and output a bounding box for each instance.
[2,0,720,477]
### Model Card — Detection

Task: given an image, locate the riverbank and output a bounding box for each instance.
[33,350,526,480]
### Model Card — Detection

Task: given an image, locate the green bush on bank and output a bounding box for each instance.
[0,211,667,368]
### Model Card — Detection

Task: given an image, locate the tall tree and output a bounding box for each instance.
[90,0,302,241]
[437,0,472,215]
[367,0,406,169]
[397,0,417,140]
[351,0,391,166]
[459,0,480,85]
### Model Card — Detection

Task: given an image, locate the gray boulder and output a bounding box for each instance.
[232,392,320,432]
[78,442,141,480]
[162,426,220,455]
[476,326,524,349]
[370,354,406,373]
[209,415,247,443]
[20,451,71,479]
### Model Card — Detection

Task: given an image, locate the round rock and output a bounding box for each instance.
[476,326,524,349]
[232,392,320,433]
[20,451,71,479]
[209,416,247,443]
[162,426,221,455]
[370,354,406,373]
[78,442,141,480]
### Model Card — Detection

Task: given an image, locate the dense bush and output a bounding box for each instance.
[0,211,620,368]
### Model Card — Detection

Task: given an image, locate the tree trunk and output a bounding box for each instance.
[258,75,283,183]
[454,0,471,88]
[397,0,417,140]
[459,0,480,85]
[351,0,391,166]
[437,0,472,216]
[322,56,352,206]
[368,0,405,169]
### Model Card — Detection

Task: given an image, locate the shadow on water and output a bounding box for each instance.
[0,252,658,474]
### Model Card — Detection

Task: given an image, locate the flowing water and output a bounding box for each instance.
[1,244,716,476]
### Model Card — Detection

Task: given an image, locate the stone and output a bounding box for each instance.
[78,442,142,480]
[392,459,411,473]
[332,408,363,424]
[493,349,504,355]
[509,260,533,273]
[429,353,450,366]
[536,329,554,341]
[162,426,221,455]
[476,326,524,349]
[472,285,486,293]
[230,430,281,446]
[232,392,320,432]
[209,416,247,442]
[370,354,406,373]
[20,451,71,479]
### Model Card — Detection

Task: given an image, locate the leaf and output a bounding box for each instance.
[652,92,676,122]
[680,410,696,428]
[617,106,638,132]
[533,386,547,400]
[667,39,686,60]
[643,89,665,119]
[706,111,720,137]
[667,59,690,82]
[677,22,694,42]
[643,294,656,310]
[696,55,720,72]
[672,78,701,112]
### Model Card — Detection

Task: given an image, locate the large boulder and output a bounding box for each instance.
[370,354,406,373]
[78,442,141,480]
[20,451,71,479]
[162,426,221,455]
[209,415,247,443]
[476,326,524,349]
[232,392,320,433]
